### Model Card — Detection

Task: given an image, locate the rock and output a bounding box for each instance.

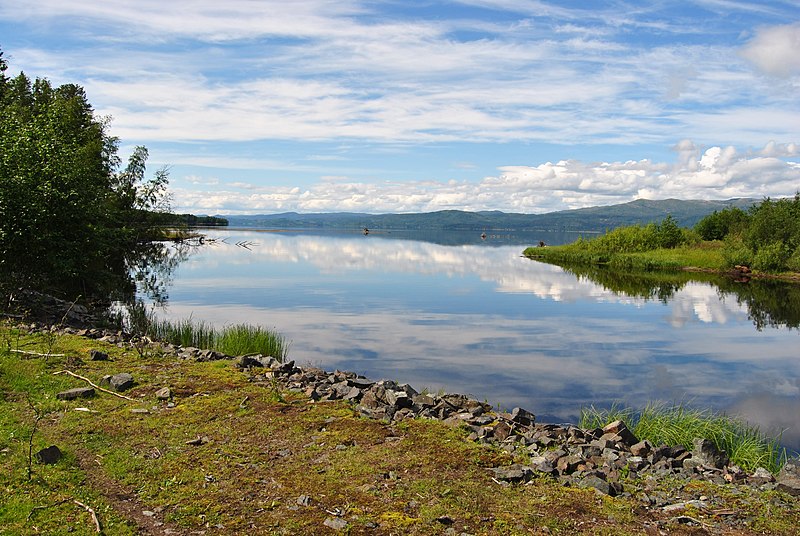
[297,495,312,506]
[510,407,535,427]
[688,438,729,469]
[578,474,612,495]
[776,460,800,496]
[89,349,109,361]
[436,515,455,525]
[101,373,135,392]
[56,387,95,400]
[600,420,638,447]
[155,387,172,400]
[323,517,348,531]
[748,467,776,486]
[491,464,533,483]
[630,439,653,457]
[35,445,63,465]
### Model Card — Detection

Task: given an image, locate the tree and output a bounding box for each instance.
[694,207,749,241]
[0,46,170,298]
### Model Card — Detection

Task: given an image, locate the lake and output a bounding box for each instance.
[143,228,800,451]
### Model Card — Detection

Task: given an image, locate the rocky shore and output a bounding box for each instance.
[29,319,800,509]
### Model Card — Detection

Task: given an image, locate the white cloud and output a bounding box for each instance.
[740,22,800,78]
[170,140,800,214]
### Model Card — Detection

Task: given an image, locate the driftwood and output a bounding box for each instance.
[11,349,65,358]
[52,370,137,402]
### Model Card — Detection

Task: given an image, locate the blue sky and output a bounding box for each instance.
[1,0,798,214]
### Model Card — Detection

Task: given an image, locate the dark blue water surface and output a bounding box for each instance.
[146,229,800,451]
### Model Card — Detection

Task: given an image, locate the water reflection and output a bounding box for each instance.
[147,230,800,451]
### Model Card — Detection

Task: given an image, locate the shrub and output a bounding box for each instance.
[752,241,789,272]
[721,238,753,268]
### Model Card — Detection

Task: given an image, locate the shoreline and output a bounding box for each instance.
[3,316,800,534]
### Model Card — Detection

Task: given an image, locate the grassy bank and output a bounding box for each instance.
[2,323,799,534]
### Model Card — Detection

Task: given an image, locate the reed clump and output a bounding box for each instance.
[580,402,789,474]
[147,317,288,361]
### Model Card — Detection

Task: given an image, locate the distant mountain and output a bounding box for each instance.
[220,198,757,233]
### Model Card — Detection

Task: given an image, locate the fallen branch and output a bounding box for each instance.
[26,498,101,532]
[73,499,102,533]
[52,370,137,402]
[11,349,65,358]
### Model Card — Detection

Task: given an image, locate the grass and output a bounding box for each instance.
[524,240,728,273]
[2,322,799,534]
[144,316,288,361]
[580,402,789,474]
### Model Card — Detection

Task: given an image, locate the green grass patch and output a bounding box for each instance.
[524,240,727,273]
[580,402,789,473]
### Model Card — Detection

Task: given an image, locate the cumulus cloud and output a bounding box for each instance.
[740,22,800,78]
[171,140,800,214]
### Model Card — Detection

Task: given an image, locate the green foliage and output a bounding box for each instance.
[721,237,754,267]
[0,47,172,299]
[695,207,750,241]
[752,242,790,272]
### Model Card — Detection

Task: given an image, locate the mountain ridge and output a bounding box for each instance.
[218,197,758,232]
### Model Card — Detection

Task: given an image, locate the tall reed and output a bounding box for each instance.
[136,313,288,361]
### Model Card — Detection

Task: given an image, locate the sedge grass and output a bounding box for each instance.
[580,402,789,474]
[148,317,288,361]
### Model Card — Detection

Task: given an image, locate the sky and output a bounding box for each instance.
[1,0,799,215]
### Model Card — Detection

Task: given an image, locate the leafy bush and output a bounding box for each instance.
[752,242,789,272]
[721,238,753,268]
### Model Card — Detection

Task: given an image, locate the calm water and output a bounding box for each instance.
[145,228,800,451]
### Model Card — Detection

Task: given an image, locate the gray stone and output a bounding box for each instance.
[323,517,348,531]
[104,373,134,392]
[690,438,729,469]
[578,474,612,495]
[777,460,800,496]
[56,387,95,400]
[35,445,62,465]
[155,387,172,400]
[491,464,533,483]
[510,407,535,427]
